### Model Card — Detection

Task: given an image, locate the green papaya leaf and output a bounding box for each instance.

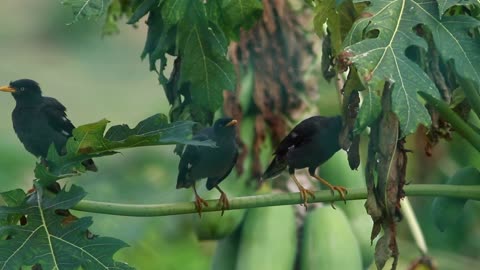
[0,189,26,226]
[313,0,336,39]
[161,0,190,25]
[438,0,480,16]
[178,0,236,111]
[34,114,215,186]
[102,0,122,35]
[344,1,442,136]
[141,6,170,74]
[432,167,480,231]
[354,90,381,134]
[314,0,355,55]
[429,14,480,96]
[127,0,159,24]
[0,185,133,269]
[220,0,263,40]
[62,0,109,23]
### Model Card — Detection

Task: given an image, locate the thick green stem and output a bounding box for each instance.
[458,78,480,118]
[72,184,480,217]
[419,92,480,152]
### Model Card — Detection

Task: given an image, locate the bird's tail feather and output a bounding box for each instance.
[176,168,192,189]
[262,156,287,181]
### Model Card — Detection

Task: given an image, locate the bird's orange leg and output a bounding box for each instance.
[192,184,208,217]
[311,174,347,209]
[290,174,316,210]
[215,186,230,216]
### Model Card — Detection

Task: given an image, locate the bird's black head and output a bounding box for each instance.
[213,117,238,139]
[0,79,42,102]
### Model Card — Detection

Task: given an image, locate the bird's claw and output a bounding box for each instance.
[328,185,348,209]
[299,187,316,210]
[194,196,209,218]
[217,193,230,216]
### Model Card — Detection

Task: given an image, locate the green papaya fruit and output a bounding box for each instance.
[320,151,374,267]
[211,225,243,270]
[301,207,363,270]
[192,183,247,240]
[236,205,297,270]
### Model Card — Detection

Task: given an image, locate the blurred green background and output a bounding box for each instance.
[0,1,478,269]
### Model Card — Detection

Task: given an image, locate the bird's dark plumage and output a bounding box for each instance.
[0,79,97,171]
[263,116,342,179]
[262,115,346,208]
[176,118,238,216]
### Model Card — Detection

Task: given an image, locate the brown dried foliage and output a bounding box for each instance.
[339,89,361,169]
[225,0,314,180]
[365,83,407,270]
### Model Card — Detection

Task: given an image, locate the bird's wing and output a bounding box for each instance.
[274,116,320,156]
[206,149,238,190]
[176,133,210,189]
[41,97,97,170]
[262,117,320,179]
[41,97,75,137]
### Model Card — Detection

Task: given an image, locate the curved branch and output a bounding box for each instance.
[72,184,480,217]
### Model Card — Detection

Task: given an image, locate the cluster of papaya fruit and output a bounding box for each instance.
[185,113,373,269]
[193,151,375,270]
[207,202,371,269]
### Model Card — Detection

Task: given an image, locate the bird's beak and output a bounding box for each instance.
[0,85,15,93]
[226,119,238,127]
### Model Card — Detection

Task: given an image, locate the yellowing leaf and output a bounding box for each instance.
[35,114,215,186]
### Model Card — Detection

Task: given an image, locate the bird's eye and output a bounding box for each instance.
[20,87,25,91]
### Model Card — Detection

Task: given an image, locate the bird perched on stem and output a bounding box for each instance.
[262,115,346,209]
[177,118,238,217]
[0,79,97,173]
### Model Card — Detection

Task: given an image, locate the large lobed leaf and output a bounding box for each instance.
[344,0,448,136]
[178,1,236,111]
[313,0,356,55]
[133,0,262,118]
[63,0,262,119]
[345,1,480,136]
[35,113,215,186]
[438,0,480,16]
[0,189,25,227]
[0,185,133,269]
[429,13,480,90]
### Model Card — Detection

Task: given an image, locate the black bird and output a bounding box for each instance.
[262,115,346,208]
[0,79,97,172]
[177,118,238,216]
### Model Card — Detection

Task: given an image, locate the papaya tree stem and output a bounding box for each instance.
[72,184,480,217]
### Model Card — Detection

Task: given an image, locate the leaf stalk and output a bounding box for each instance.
[72,184,480,217]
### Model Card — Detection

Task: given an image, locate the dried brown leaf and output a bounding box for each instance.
[226,0,314,183]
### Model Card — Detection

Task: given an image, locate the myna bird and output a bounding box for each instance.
[0,79,97,172]
[262,115,346,208]
[177,118,238,216]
